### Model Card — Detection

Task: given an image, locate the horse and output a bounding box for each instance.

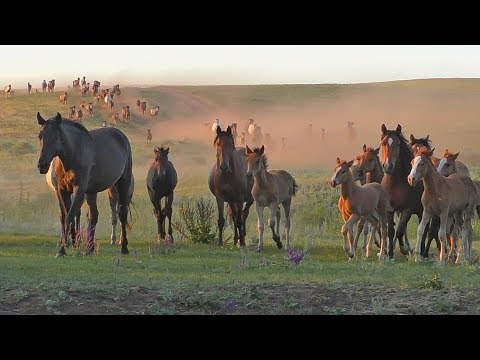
[87,103,94,117]
[211,118,222,133]
[380,123,428,259]
[408,148,476,264]
[48,80,55,92]
[77,109,83,122]
[150,106,159,118]
[140,102,147,115]
[81,77,86,87]
[330,157,390,260]
[46,156,134,246]
[81,83,90,97]
[208,125,254,247]
[113,84,121,96]
[68,106,76,119]
[111,112,119,124]
[321,128,326,141]
[27,82,32,94]
[122,106,130,123]
[42,80,47,92]
[36,112,134,256]
[236,131,246,146]
[146,147,178,242]
[73,78,80,90]
[59,92,67,105]
[136,99,141,112]
[246,145,297,251]
[4,85,12,97]
[146,129,152,146]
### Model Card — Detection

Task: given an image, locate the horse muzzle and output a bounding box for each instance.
[407,176,418,187]
[329,179,337,188]
[37,161,49,174]
[383,162,394,174]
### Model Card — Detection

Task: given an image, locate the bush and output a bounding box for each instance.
[174,198,217,243]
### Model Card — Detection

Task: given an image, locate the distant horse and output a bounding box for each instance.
[146,129,152,146]
[59,92,67,104]
[68,106,76,119]
[321,128,326,141]
[81,77,86,87]
[87,103,94,117]
[48,80,55,92]
[330,157,390,260]
[72,78,80,90]
[27,82,32,94]
[146,147,178,242]
[42,80,47,92]
[140,102,147,115]
[211,118,222,133]
[122,106,130,122]
[36,112,134,256]
[81,83,90,97]
[251,125,263,148]
[112,84,121,96]
[347,121,356,140]
[136,99,141,112]
[46,157,134,246]
[4,85,12,97]
[150,106,159,118]
[111,112,118,124]
[408,148,476,264]
[77,109,83,122]
[246,145,297,251]
[236,131,246,146]
[208,125,254,246]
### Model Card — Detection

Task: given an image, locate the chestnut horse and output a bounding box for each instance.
[330,158,390,260]
[408,148,476,264]
[208,125,254,247]
[246,145,297,251]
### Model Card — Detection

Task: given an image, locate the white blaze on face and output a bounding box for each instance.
[331,166,340,186]
[437,158,447,174]
[388,137,393,146]
[409,155,422,180]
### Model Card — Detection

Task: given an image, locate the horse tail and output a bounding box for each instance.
[476,205,480,219]
[125,201,138,231]
[291,177,298,196]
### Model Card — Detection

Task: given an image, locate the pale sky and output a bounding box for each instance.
[1,45,480,88]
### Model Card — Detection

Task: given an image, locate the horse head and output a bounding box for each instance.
[154,146,169,177]
[37,112,63,174]
[214,125,235,175]
[330,157,354,188]
[408,148,435,186]
[246,145,266,177]
[380,123,405,174]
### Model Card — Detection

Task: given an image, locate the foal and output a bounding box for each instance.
[330,158,390,260]
[246,145,297,251]
[408,148,476,263]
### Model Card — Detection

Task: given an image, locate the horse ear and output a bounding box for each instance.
[429,148,435,157]
[426,134,430,141]
[336,157,341,165]
[374,146,380,155]
[363,144,367,152]
[396,124,402,133]
[381,124,387,135]
[154,147,159,154]
[346,159,354,168]
[246,145,252,155]
[216,125,222,134]
[226,125,232,134]
[37,112,46,125]
[165,147,169,154]
[453,152,460,160]
[55,112,62,124]
[444,149,449,157]
[259,145,265,155]
[409,134,416,144]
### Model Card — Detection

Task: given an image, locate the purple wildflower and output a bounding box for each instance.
[218,300,236,314]
[287,248,305,265]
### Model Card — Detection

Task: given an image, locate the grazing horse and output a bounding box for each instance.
[42,80,47,92]
[46,157,134,246]
[246,145,297,251]
[140,102,147,115]
[48,80,55,92]
[36,112,134,256]
[330,157,390,260]
[59,92,67,105]
[380,124,426,258]
[146,129,152,146]
[408,148,476,264]
[146,147,178,242]
[208,125,254,247]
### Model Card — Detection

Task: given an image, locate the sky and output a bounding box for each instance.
[1,45,480,88]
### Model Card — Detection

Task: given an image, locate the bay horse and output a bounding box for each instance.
[146,147,178,242]
[208,125,254,247]
[330,157,390,260]
[246,145,297,251]
[408,148,476,264]
[46,157,135,246]
[36,112,134,256]
[380,124,427,258]
[47,79,55,92]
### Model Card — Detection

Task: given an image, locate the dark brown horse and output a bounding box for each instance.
[36,112,134,256]
[380,124,426,258]
[208,125,254,247]
[146,147,177,242]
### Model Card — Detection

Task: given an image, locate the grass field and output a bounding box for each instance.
[2,80,480,314]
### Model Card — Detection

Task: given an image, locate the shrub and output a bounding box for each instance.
[174,198,217,243]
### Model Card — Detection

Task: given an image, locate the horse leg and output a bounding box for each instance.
[268,202,282,249]
[342,214,360,259]
[85,192,98,255]
[241,199,253,239]
[255,204,265,252]
[55,190,70,253]
[462,210,474,264]
[216,197,225,246]
[108,186,119,245]
[116,177,131,255]
[282,199,292,250]
[62,187,86,257]
[276,205,281,239]
[160,198,167,241]
[386,211,395,258]
[364,213,379,258]
[437,211,449,264]
[415,210,433,262]
[396,209,413,256]
[232,203,245,247]
[166,192,174,243]
[451,213,462,263]
[153,199,163,242]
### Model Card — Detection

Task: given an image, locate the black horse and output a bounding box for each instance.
[146,147,178,242]
[36,112,134,256]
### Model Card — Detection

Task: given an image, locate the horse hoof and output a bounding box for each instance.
[255,246,263,253]
[121,248,129,255]
[85,250,95,256]
[276,242,283,249]
[400,246,409,256]
[217,241,223,246]
[168,234,174,243]
[111,239,116,246]
[374,240,380,248]
[55,251,66,258]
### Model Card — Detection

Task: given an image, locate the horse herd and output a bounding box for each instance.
[35,108,479,265]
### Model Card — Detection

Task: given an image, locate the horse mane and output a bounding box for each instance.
[62,118,91,138]
[411,136,432,150]
[253,147,268,169]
